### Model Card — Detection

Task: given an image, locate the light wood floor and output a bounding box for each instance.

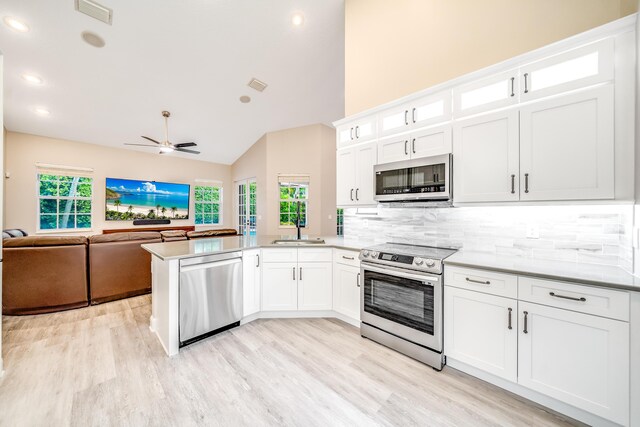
[0,295,582,426]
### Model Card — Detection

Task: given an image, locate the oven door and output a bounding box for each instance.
[374,154,451,202]
[360,262,442,352]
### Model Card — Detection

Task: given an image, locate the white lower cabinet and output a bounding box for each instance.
[298,262,332,310]
[242,249,261,316]
[444,287,517,382]
[261,262,298,311]
[518,302,629,426]
[333,263,361,321]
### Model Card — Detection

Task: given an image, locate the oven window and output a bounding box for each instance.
[363,270,434,335]
[376,163,446,195]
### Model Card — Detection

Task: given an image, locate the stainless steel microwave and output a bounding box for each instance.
[374,154,452,202]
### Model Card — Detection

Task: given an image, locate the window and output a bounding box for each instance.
[279,176,309,227]
[337,208,344,236]
[194,185,222,225]
[38,174,93,231]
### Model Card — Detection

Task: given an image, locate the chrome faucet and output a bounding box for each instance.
[296,201,303,240]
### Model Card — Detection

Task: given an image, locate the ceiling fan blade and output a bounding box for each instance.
[174,142,197,148]
[124,143,159,147]
[175,148,200,154]
[141,136,162,145]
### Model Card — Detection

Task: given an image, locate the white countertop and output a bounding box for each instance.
[445,251,640,292]
[142,235,371,261]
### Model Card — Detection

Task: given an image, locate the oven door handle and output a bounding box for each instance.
[361,262,439,284]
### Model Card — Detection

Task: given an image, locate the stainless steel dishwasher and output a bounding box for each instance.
[179,251,243,346]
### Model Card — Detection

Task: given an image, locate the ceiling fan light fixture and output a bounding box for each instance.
[3,16,30,32]
[160,146,174,153]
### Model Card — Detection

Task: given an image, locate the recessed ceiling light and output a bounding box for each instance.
[3,16,29,32]
[34,107,50,116]
[239,95,251,104]
[22,74,43,85]
[292,12,305,27]
[81,30,105,48]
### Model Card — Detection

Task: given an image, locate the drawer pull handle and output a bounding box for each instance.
[549,292,586,302]
[465,277,490,285]
[523,311,528,334]
[357,272,361,287]
[507,307,513,330]
[342,256,355,260]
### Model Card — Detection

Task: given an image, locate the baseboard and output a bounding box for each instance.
[446,358,620,427]
[240,310,360,328]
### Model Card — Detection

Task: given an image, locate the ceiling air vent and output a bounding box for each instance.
[248,78,268,92]
[75,0,113,25]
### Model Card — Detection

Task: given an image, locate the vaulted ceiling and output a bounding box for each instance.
[0,0,345,164]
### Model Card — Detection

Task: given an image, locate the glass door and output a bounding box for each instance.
[236,179,257,236]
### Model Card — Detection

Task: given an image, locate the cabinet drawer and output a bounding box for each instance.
[261,248,297,263]
[519,277,629,321]
[445,266,518,299]
[297,248,332,263]
[334,249,360,267]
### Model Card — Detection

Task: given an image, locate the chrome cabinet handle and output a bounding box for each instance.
[508,307,513,330]
[293,267,296,281]
[404,140,408,155]
[350,188,354,201]
[299,267,302,281]
[524,173,529,193]
[357,272,361,287]
[549,292,586,302]
[342,255,355,260]
[511,174,515,194]
[524,73,529,94]
[412,138,416,154]
[350,127,354,140]
[355,126,360,138]
[355,188,359,201]
[404,110,409,126]
[510,77,515,97]
[412,107,416,123]
[523,311,529,334]
[256,254,260,268]
[466,277,490,285]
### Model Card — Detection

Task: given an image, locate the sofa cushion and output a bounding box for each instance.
[186,229,238,239]
[3,235,87,248]
[160,230,186,238]
[89,231,162,244]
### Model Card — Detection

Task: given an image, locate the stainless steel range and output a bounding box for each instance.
[359,243,457,370]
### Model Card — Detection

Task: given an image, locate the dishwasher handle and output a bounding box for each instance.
[180,257,241,273]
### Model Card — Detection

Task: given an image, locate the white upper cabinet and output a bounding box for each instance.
[336,115,377,148]
[453,69,518,118]
[378,90,451,137]
[519,85,614,201]
[453,110,520,202]
[337,142,377,207]
[378,124,452,164]
[520,39,614,102]
[336,148,356,206]
[377,135,409,164]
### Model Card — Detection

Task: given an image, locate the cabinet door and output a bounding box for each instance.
[333,263,361,321]
[337,124,355,147]
[518,302,629,426]
[354,142,377,205]
[261,262,297,311]
[519,85,614,201]
[353,116,377,143]
[410,125,452,159]
[453,69,518,117]
[378,104,411,137]
[411,90,451,129]
[297,262,332,310]
[444,287,517,382]
[520,39,614,101]
[336,148,356,206]
[453,110,519,202]
[378,135,410,164]
[242,250,261,316]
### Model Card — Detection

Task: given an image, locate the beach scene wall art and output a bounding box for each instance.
[106,178,190,221]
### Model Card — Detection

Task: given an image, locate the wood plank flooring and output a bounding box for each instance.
[0,296,583,426]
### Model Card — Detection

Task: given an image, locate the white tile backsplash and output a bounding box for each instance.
[344,204,634,272]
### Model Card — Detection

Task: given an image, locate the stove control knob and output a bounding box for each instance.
[371,251,379,258]
[425,259,436,268]
[362,250,370,258]
[414,258,424,266]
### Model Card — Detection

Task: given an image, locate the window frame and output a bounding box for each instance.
[278,179,309,229]
[194,184,223,226]
[36,172,94,233]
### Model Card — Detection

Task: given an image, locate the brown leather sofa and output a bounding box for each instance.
[160,230,187,242]
[88,232,161,304]
[186,228,238,239]
[2,236,89,315]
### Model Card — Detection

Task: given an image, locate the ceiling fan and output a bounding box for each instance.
[124,111,200,155]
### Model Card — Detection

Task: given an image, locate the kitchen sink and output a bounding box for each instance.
[271,239,326,245]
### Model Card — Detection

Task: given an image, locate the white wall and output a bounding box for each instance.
[4,132,233,235]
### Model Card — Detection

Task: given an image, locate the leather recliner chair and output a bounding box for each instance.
[2,236,89,315]
[88,232,161,304]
